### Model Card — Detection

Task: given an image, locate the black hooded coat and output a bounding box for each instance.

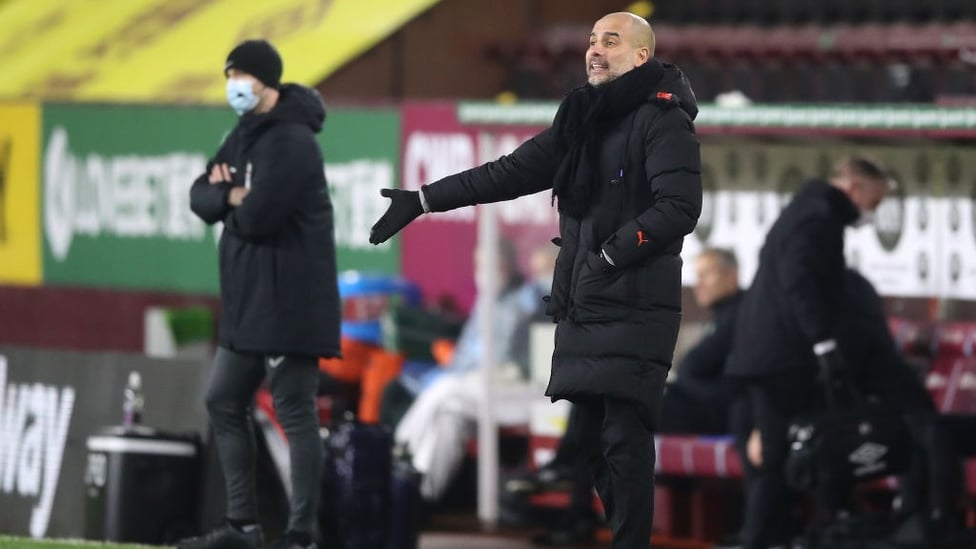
[421,60,702,422]
[190,84,341,358]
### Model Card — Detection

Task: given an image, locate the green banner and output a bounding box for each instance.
[41,103,400,294]
[322,108,401,275]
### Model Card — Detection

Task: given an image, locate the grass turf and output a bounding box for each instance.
[0,537,167,549]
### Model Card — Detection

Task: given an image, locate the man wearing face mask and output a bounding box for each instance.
[180,39,340,549]
[723,155,891,549]
[369,12,701,548]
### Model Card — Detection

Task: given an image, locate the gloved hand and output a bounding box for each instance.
[369,188,425,244]
[814,340,851,395]
[816,348,847,382]
[586,249,615,273]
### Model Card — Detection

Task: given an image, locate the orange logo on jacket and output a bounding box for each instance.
[637,231,649,247]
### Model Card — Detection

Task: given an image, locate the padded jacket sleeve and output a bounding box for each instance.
[223,126,319,239]
[601,107,702,267]
[421,127,562,212]
[777,218,844,345]
[189,132,238,225]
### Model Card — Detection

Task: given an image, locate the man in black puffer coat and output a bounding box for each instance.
[369,12,701,548]
[181,40,340,549]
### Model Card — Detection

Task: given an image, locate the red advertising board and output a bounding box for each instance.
[400,103,556,313]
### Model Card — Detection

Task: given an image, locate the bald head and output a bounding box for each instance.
[601,12,655,53]
[587,12,655,86]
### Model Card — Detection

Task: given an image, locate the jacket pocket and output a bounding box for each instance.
[572,251,637,323]
[632,255,682,312]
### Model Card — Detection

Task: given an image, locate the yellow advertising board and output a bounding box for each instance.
[0,102,41,285]
[0,0,440,104]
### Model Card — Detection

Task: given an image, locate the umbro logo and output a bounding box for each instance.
[849,441,888,477]
[849,442,887,466]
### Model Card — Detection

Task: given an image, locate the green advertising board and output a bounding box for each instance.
[321,108,400,275]
[40,103,400,294]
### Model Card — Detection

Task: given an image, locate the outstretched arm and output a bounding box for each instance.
[369,127,561,244]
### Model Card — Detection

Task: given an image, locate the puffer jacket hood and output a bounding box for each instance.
[241,83,326,135]
[270,83,326,133]
[653,62,698,121]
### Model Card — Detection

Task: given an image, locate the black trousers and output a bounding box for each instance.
[898,412,963,518]
[573,396,656,549]
[205,347,322,535]
[732,369,821,549]
[547,404,597,520]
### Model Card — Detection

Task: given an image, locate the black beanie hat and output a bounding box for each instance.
[224,39,283,88]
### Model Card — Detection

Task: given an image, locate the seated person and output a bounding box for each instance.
[394,238,543,501]
[659,247,743,434]
[319,336,405,424]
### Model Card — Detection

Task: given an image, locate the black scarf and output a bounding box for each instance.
[551,61,664,218]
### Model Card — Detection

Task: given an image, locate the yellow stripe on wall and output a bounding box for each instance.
[0,102,42,285]
[0,0,441,104]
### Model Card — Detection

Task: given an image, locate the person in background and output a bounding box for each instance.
[658,247,743,434]
[723,269,964,549]
[393,237,535,501]
[839,269,961,545]
[179,39,340,549]
[724,156,891,549]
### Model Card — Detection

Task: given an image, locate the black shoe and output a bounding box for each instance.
[266,530,317,549]
[176,523,263,549]
[505,466,574,494]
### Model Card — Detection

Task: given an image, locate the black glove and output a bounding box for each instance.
[585,249,615,273]
[818,347,860,408]
[369,188,425,244]
[816,345,854,401]
[816,347,846,380]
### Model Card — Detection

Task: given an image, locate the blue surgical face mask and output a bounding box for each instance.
[226,78,259,116]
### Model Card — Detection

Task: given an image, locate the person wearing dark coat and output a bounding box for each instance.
[370,12,701,548]
[180,39,340,549]
[724,156,891,549]
[722,268,962,549]
[842,269,963,543]
[659,247,742,434]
